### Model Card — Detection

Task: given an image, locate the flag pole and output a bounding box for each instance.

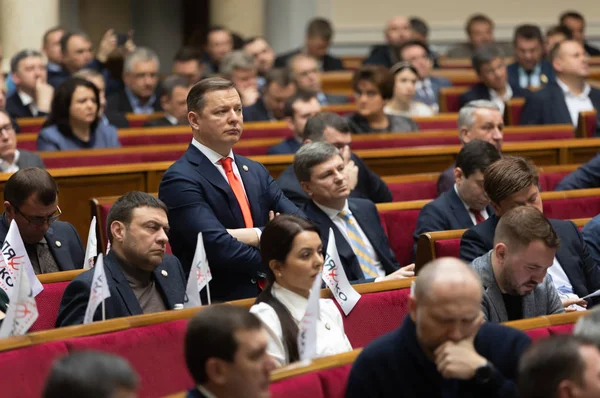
[206,282,212,305]
[101,298,106,321]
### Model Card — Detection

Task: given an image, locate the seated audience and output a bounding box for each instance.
[276,112,392,207]
[220,50,260,107]
[560,11,600,56]
[437,100,504,194]
[74,68,129,128]
[384,62,434,117]
[518,335,600,398]
[159,78,301,302]
[520,39,600,129]
[37,78,121,151]
[555,153,600,190]
[144,76,192,127]
[106,47,162,117]
[459,45,529,112]
[56,191,186,326]
[471,206,565,322]
[41,26,65,76]
[398,40,451,112]
[0,110,44,171]
[243,68,296,122]
[346,257,531,397]
[364,16,413,67]
[43,351,139,398]
[243,37,275,89]
[460,156,600,308]
[508,24,555,89]
[275,18,344,72]
[2,168,83,273]
[267,91,321,155]
[446,14,510,59]
[414,140,500,252]
[6,50,53,119]
[250,215,352,365]
[583,213,600,267]
[203,26,234,75]
[545,25,573,54]
[347,65,419,133]
[184,305,275,398]
[172,46,205,85]
[297,142,414,282]
[288,54,347,105]
[410,17,440,66]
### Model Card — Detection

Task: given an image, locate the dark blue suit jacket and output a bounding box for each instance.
[0,216,84,271]
[55,251,186,327]
[556,154,600,190]
[303,198,400,283]
[459,83,529,109]
[520,81,600,129]
[5,92,48,119]
[363,45,394,67]
[460,214,600,305]
[346,316,530,398]
[506,60,555,89]
[267,137,302,155]
[243,97,273,122]
[159,144,302,301]
[583,214,600,269]
[275,153,392,208]
[186,389,206,398]
[275,49,344,71]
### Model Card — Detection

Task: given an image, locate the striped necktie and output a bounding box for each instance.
[338,210,379,278]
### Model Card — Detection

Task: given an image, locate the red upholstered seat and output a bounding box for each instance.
[379,209,421,266]
[64,319,192,398]
[503,131,573,142]
[351,136,459,149]
[539,172,571,191]
[127,119,148,128]
[331,288,410,348]
[270,372,324,398]
[119,133,192,146]
[415,119,458,130]
[17,140,36,151]
[543,197,600,220]
[548,323,575,335]
[434,238,461,259]
[388,181,438,201]
[505,101,524,126]
[439,93,462,113]
[0,341,69,398]
[580,111,597,138]
[243,127,293,139]
[19,124,43,133]
[43,150,186,168]
[524,327,551,341]
[232,145,270,157]
[318,364,353,398]
[30,281,71,332]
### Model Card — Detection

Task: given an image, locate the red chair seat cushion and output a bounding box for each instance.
[243,127,293,139]
[416,120,458,130]
[434,238,461,259]
[524,327,551,341]
[318,364,352,398]
[388,181,438,201]
[270,372,324,398]
[30,281,71,332]
[379,209,421,266]
[548,323,574,335]
[543,197,600,220]
[540,172,571,191]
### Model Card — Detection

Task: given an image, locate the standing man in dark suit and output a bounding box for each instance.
[414,140,500,254]
[6,50,53,119]
[143,76,192,127]
[159,78,302,301]
[555,153,600,190]
[276,112,392,207]
[288,54,348,106]
[459,156,600,308]
[296,142,414,283]
[242,69,296,122]
[437,100,504,195]
[520,40,600,131]
[346,257,531,398]
[2,168,83,274]
[459,45,529,111]
[560,11,600,56]
[363,16,413,67]
[56,192,186,327]
[0,110,44,171]
[275,18,344,72]
[507,25,555,90]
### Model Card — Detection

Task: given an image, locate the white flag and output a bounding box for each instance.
[323,228,361,315]
[0,261,38,337]
[83,254,111,324]
[83,216,97,269]
[184,233,212,308]
[0,220,43,298]
[297,269,322,361]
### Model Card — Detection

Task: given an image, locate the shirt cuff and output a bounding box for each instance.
[253,228,262,241]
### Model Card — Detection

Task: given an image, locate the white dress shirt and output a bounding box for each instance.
[384,101,435,117]
[454,184,489,225]
[18,91,40,116]
[556,78,594,126]
[164,113,179,125]
[547,256,586,311]
[195,385,217,398]
[488,84,513,115]
[0,150,20,173]
[314,199,386,277]
[250,283,353,366]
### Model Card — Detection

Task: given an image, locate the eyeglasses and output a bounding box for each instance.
[0,124,14,135]
[13,205,62,226]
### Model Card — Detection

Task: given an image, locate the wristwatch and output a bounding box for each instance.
[474,361,495,384]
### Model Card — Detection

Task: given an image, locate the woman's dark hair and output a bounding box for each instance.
[390,61,421,80]
[255,215,320,363]
[352,65,395,100]
[43,77,100,136]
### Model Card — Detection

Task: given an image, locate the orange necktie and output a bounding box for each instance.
[219,157,254,228]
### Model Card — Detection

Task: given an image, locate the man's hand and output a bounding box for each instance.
[227,228,260,247]
[268,211,280,221]
[97,29,118,63]
[434,322,486,380]
[35,78,54,113]
[239,88,259,107]
[376,264,415,282]
[562,297,588,312]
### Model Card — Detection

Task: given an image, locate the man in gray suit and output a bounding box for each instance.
[470,206,564,322]
[0,109,44,172]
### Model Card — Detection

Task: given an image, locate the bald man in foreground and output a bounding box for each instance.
[345,258,531,398]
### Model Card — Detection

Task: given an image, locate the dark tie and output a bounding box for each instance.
[36,242,60,274]
[469,208,485,225]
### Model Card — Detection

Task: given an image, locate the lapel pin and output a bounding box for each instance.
[55,241,62,248]
[161,270,168,277]
[242,165,249,172]
[325,323,331,330]
[541,74,548,84]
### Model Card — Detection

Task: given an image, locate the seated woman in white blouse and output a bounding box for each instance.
[384,62,435,118]
[250,215,352,366]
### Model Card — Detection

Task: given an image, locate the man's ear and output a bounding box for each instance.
[205,358,229,386]
[300,181,312,197]
[454,167,464,185]
[459,127,469,144]
[3,201,15,218]
[110,221,126,243]
[188,111,201,130]
[160,95,170,111]
[495,243,507,265]
[490,201,501,215]
[285,117,294,132]
[408,294,418,323]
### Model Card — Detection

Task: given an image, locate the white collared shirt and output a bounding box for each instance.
[0,150,20,173]
[488,84,513,115]
[250,282,352,366]
[195,385,218,398]
[314,199,385,278]
[454,184,489,225]
[18,91,40,116]
[556,78,594,126]
[164,113,179,126]
[517,64,543,88]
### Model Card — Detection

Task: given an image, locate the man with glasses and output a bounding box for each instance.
[0,110,44,172]
[2,168,84,274]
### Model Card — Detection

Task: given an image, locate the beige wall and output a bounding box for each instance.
[211,0,265,37]
[79,0,132,47]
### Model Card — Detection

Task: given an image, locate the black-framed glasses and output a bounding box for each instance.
[14,206,62,226]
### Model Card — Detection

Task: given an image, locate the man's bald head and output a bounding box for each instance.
[385,16,412,46]
[414,257,483,304]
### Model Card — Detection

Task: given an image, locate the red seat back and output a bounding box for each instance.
[30,281,71,332]
[540,172,572,191]
[243,127,293,139]
[503,131,573,142]
[524,323,574,341]
[543,196,600,220]
[318,364,353,398]
[351,136,459,149]
[524,327,551,341]
[439,92,463,112]
[434,238,461,259]
[17,140,36,151]
[119,133,192,146]
[387,181,439,201]
[271,372,324,398]
[415,118,458,130]
[505,101,524,126]
[379,209,421,266]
